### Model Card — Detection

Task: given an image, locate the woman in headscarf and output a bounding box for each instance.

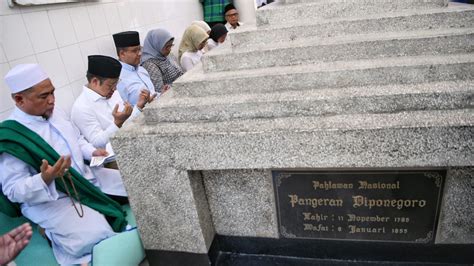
[190,21,211,53]
[179,25,209,72]
[207,23,228,51]
[191,21,211,35]
[141,29,184,94]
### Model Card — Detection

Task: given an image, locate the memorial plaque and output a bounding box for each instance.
[273,170,445,243]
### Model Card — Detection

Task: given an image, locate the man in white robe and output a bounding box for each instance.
[0,64,122,265]
[71,55,150,149]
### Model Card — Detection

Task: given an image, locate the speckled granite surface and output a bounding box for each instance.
[111,0,473,255]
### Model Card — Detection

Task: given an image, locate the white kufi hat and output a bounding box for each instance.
[4,64,48,94]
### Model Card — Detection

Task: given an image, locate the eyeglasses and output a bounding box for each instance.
[126,46,142,54]
[225,12,239,17]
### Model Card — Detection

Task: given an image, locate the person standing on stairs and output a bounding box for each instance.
[201,0,233,28]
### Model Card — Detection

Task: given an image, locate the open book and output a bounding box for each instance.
[90,143,116,167]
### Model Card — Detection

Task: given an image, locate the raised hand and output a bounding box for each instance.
[112,102,133,128]
[0,223,33,265]
[40,156,71,185]
[148,92,158,103]
[161,84,170,94]
[136,89,151,110]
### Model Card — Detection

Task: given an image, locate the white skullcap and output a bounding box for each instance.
[4,64,48,94]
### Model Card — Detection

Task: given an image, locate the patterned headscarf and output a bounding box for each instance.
[141,29,174,63]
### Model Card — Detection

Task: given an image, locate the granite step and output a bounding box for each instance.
[119,106,473,170]
[280,0,447,5]
[173,53,474,98]
[281,0,326,4]
[133,108,473,162]
[256,0,447,26]
[146,80,473,123]
[280,0,448,4]
[230,4,474,50]
[203,28,474,72]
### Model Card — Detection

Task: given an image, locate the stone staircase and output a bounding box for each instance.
[144,0,473,132]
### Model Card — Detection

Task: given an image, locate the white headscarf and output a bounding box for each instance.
[178,25,209,60]
[191,21,211,33]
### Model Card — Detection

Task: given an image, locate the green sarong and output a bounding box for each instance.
[0,120,127,232]
[203,0,231,23]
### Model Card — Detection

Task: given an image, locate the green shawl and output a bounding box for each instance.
[0,120,127,232]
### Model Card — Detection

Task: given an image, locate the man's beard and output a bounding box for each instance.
[42,109,53,120]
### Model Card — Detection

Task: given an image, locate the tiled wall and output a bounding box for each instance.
[0,0,203,120]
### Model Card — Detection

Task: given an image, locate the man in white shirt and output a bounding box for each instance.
[113,31,157,106]
[1,64,122,265]
[71,55,151,149]
[224,4,244,31]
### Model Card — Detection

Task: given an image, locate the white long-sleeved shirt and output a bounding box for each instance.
[207,38,219,51]
[71,86,141,149]
[0,107,118,264]
[180,50,204,72]
[225,21,244,31]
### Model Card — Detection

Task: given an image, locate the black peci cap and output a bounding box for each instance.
[112,31,140,48]
[87,55,122,78]
[224,4,236,14]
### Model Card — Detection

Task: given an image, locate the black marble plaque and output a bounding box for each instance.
[273,170,445,243]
